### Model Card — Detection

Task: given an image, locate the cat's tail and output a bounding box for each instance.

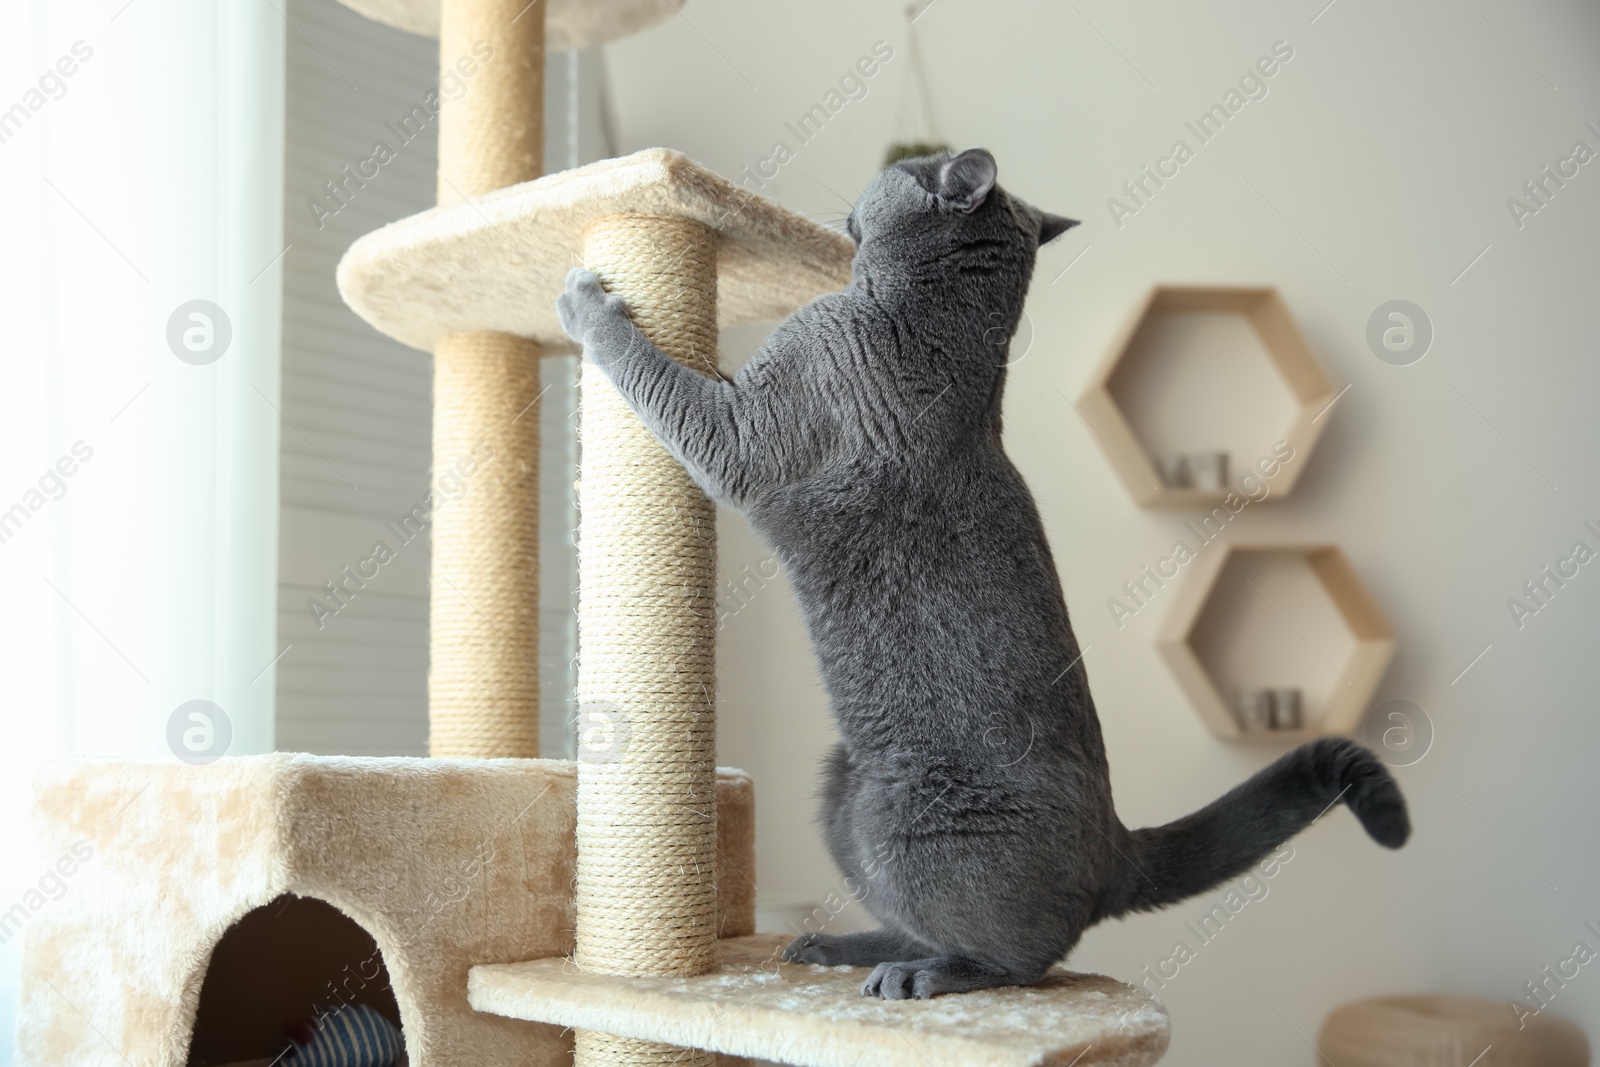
[1104,737,1409,917]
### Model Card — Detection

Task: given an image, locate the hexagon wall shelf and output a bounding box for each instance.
[1078,285,1337,509]
[1157,544,1396,743]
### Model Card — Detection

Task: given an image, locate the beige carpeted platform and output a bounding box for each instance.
[469,934,1171,1067]
[334,0,679,48]
[337,148,855,354]
[17,755,754,1067]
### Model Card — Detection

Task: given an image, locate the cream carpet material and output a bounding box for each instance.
[336,149,854,355]
[470,934,1171,1067]
[17,755,755,1067]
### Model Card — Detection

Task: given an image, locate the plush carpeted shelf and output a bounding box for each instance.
[332,0,679,47]
[336,148,855,355]
[469,934,1171,1067]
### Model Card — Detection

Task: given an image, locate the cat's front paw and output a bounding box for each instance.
[556,268,630,353]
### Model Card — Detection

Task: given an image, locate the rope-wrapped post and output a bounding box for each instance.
[429,0,545,758]
[575,214,721,1067]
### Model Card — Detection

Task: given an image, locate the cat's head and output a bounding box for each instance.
[845,148,1076,283]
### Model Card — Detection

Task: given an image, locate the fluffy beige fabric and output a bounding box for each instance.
[16,755,755,1066]
[1319,994,1590,1065]
[333,0,679,48]
[336,149,855,355]
[469,934,1170,1067]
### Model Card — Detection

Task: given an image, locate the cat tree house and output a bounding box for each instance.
[20,1,1170,1064]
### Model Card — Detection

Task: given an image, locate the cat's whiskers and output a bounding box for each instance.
[802,211,850,229]
[794,170,860,217]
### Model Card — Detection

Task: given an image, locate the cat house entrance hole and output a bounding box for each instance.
[187,894,402,1066]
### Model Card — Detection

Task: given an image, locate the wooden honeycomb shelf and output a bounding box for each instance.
[1078,285,1337,509]
[1157,543,1396,742]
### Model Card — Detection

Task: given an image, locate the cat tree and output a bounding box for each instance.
[19,1,1171,1064]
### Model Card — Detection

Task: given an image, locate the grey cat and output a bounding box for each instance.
[556,148,1409,1000]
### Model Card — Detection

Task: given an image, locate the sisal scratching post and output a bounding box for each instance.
[576,214,721,1067]
[429,0,545,758]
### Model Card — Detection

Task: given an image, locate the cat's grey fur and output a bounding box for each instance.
[556,148,1410,1000]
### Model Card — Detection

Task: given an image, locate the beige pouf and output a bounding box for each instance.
[1319,995,1589,1066]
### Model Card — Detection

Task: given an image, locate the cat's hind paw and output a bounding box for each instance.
[860,956,1029,1000]
[782,928,936,968]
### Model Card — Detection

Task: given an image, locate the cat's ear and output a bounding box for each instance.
[937,148,997,213]
[1039,213,1080,244]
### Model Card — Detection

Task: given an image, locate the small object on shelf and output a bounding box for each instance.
[1270,687,1304,730]
[1237,689,1274,732]
[1161,454,1192,488]
[1187,450,1229,492]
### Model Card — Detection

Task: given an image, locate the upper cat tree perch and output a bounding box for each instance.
[333,0,678,47]
[21,1,1170,1064]
[337,149,857,353]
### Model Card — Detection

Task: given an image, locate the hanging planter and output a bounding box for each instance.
[884,3,951,166]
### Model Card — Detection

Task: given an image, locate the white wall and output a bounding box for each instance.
[605,1,1600,1061]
